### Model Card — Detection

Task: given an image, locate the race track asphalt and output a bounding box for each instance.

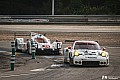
[0,25,120,32]
[0,25,120,80]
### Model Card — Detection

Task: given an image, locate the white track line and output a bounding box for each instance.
[1,72,38,78]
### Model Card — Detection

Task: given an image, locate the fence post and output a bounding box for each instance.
[11,41,15,71]
[31,41,36,59]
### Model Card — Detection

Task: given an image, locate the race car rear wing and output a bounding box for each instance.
[64,40,99,43]
[14,32,38,40]
[14,32,30,40]
[64,40,77,43]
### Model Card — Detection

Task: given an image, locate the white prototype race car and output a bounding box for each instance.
[64,41,109,66]
[15,32,62,55]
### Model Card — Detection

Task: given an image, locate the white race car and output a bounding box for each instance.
[15,32,62,55]
[64,41,109,66]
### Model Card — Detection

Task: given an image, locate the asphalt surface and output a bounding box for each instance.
[0,25,120,32]
[0,43,120,80]
[0,25,120,80]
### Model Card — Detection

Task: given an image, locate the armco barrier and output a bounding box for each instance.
[0,15,120,24]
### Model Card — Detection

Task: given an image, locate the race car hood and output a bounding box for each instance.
[75,49,101,55]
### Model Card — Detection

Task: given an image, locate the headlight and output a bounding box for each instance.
[74,51,79,56]
[101,52,107,57]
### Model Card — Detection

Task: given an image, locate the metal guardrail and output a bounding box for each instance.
[0,15,120,24]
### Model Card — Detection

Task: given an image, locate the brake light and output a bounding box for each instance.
[42,45,50,48]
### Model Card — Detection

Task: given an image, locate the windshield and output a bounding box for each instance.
[35,38,47,43]
[74,42,101,50]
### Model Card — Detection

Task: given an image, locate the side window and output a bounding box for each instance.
[74,45,80,49]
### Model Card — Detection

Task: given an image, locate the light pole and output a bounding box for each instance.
[52,0,54,15]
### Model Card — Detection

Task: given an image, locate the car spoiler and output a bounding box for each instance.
[64,40,99,43]
[14,32,38,40]
[64,40,77,43]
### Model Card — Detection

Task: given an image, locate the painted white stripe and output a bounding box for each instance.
[32,47,36,49]
[32,50,36,52]
[0,51,8,52]
[11,44,15,46]
[11,57,15,59]
[11,47,15,48]
[30,68,45,72]
[10,61,15,63]
[11,44,15,45]
[1,72,38,78]
[51,64,64,67]
[11,55,15,57]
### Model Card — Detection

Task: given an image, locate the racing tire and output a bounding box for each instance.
[15,40,21,52]
[26,48,31,55]
[64,59,69,64]
[69,58,74,66]
[15,49,21,52]
[53,49,61,55]
[69,53,74,66]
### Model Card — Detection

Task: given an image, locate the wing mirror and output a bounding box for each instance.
[68,46,72,49]
[102,47,106,51]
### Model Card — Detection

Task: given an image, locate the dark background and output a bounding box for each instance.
[0,0,120,15]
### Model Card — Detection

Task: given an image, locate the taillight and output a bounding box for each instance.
[42,45,50,48]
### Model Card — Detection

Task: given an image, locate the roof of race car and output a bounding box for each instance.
[74,41,98,44]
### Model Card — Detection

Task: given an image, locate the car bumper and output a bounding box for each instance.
[36,48,60,55]
[73,56,109,66]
